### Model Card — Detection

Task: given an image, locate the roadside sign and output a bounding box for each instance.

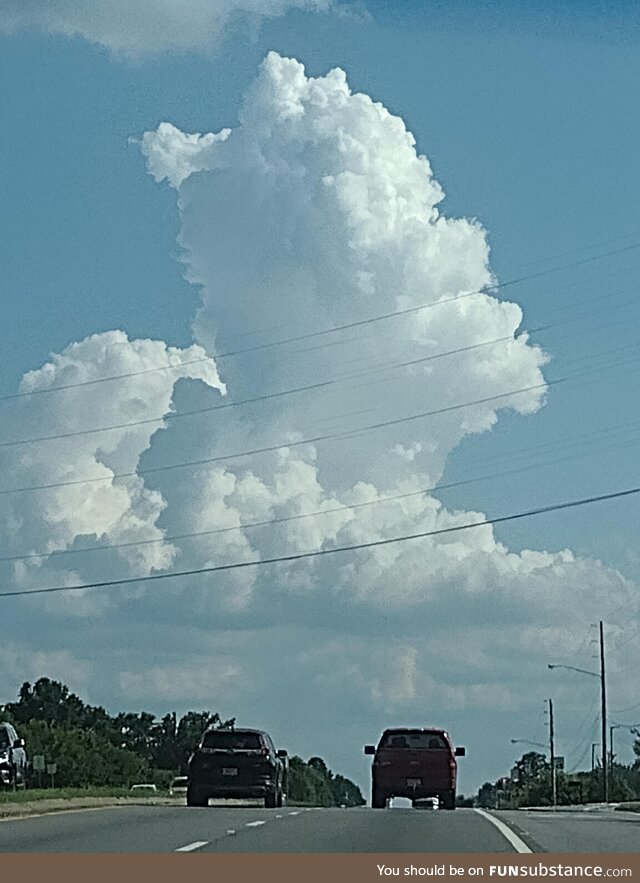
[32,755,45,771]
[554,757,564,770]
[46,763,57,775]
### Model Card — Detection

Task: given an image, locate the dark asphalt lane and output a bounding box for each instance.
[200,807,519,853]
[495,809,640,853]
[0,805,518,853]
[3,804,637,853]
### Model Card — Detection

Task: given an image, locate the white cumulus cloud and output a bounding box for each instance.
[2,53,638,790]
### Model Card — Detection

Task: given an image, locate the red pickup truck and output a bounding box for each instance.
[364,727,465,809]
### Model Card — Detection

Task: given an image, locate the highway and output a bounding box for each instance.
[1,803,640,852]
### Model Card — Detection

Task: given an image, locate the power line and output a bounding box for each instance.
[519,232,640,268]
[611,701,640,715]
[0,378,555,495]
[567,715,601,773]
[1,280,638,450]
[1,482,639,599]
[4,346,640,497]
[5,429,640,566]
[3,241,639,404]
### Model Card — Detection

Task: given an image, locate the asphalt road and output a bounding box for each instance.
[495,808,640,853]
[0,803,638,853]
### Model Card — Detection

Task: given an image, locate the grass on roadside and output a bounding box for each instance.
[615,801,640,813]
[0,787,159,804]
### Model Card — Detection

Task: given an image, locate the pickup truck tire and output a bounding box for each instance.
[264,788,278,808]
[371,785,387,809]
[441,790,456,810]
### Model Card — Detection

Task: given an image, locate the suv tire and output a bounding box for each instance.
[186,786,208,807]
[264,788,278,808]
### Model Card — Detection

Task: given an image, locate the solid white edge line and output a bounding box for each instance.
[175,840,209,852]
[474,809,532,853]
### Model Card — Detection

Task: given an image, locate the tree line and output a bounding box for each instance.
[0,678,364,806]
[475,748,640,809]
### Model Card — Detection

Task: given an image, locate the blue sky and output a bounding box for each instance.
[1,1,639,791]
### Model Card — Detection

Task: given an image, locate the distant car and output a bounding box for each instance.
[414,796,440,810]
[364,728,465,810]
[0,722,28,790]
[130,783,157,794]
[187,728,288,808]
[169,776,188,797]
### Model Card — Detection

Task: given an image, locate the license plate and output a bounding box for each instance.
[406,778,422,787]
[222,767,238,776]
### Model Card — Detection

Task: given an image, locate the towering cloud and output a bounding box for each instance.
[133,52,635,726]
[2,54,636,786]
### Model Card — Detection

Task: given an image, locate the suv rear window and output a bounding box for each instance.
[380,732,448,749]
[201,731,262,750]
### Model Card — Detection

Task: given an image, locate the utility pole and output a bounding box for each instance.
[599,620,608,803]
[609,724,618,792]
[548,698,557,808]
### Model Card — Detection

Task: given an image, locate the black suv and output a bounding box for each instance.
[0,722,28,790]
[187,728,288,808]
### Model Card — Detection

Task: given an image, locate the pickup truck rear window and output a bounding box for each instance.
[202,731,262,750]
[380,732,448,749]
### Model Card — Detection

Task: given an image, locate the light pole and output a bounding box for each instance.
[547,698,557,808]
[609,724,620,790]
[548,624,608,804]
[599,621,608,804]
[510,739,547,750]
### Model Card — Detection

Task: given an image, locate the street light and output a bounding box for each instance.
[609,723,640,783]
[547,664,598,679]
[548,621,608,802]
[510,739,547,750]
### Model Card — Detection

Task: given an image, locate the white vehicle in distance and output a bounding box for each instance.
[414,796,439,810]
[169,776,188,797]
[130,783,158,795]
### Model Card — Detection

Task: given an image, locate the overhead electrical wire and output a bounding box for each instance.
[0,377,554,494]
[4,346,640,497]
[2,241,639,404]
[519,231,640,268]
[1,292,639,449]
[1,482,639,599]
[4,429,640,566]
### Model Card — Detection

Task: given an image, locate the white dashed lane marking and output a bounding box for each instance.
[174,840,209,852]
[245,820,266,828]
